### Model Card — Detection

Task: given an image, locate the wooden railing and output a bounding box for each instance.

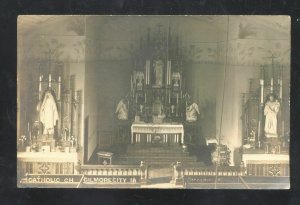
[171,162,245,185]
[182,166,244,177]
[76,164,142,176]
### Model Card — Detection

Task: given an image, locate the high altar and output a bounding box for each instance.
[115,25,199,145]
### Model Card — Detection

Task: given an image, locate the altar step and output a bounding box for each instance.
[116,144,200,166]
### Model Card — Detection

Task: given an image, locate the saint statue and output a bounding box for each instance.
[186,102,200,122]
[136,71,144,91]
[172,72,181,91]
[153,58,163,87]
[115,99,128,120]
[40,91,59,135]
[264,94,280,137]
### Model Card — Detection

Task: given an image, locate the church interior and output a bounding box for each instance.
[17,16,290,188]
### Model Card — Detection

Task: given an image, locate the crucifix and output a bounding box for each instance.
[265,53,278,80]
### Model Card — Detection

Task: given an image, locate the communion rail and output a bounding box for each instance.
[76,164,144,176]
[182,166,244,177]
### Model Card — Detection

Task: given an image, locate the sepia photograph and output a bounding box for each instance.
[17,15,290,189]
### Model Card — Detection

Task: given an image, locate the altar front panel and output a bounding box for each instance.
[131,123,184,144]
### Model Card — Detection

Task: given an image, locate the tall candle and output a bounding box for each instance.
[49,74,52,87]
[58,76,61,100]
[39,76,42,100]
[279,79,282,99]
[260,79,264,104]
[270,78,273,93]
[176,93,179,104]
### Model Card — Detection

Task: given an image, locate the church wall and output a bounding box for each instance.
[96,60,132,148]
[184,63,222,140]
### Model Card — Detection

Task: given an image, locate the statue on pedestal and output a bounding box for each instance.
[172,72,181,91]
[264,94,280,138]
[40,91,59,135]
[153,57,163,87]
[115,99,128,120]
[186,101,200,122]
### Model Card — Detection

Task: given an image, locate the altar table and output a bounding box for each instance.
[131,123,184,144]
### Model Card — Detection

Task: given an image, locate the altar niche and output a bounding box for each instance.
[114,25,200,146]
[18,66,83,154]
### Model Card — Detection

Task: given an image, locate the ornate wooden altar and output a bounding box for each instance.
[114,25,200,146]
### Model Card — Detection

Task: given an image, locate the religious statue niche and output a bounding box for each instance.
[20,70,82,153]
[172,72,181,92]
[241,58,288,153]
[135,71,145,91]
[264,94,280,138]
[40,90,59,135]
[152,56,164,88]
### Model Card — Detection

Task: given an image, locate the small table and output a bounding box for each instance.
[96,152,114,165]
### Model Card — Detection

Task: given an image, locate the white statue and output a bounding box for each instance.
[153,59,163,87]
[115,99,128,120]
[264,94,280,137]
[186,102,200,122]
[40,91,59,135]
[135,72,144,91]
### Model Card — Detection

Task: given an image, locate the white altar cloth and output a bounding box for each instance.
[131,122,184,144]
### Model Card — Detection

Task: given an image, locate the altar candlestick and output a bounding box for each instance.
[176,93,179,104]
[166,65,168,85]
[282,121,284,137]
[144,67,147,85]
[169,61,172,85]
[145,93,147,104]
[260,79,264,104]
[279,79,282,99]
[39,75,42,100]
[168,93,171,104]
[279,67,283,100]
[130,75,133,91]
[49,74,52,88]
[270,78,273,93]
[58,76,61,100]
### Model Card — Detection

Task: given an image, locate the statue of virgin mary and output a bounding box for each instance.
[39,91,59,135]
